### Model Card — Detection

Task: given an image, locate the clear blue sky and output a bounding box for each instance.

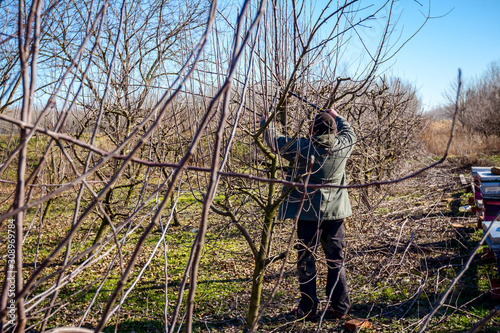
[380,0,500,111]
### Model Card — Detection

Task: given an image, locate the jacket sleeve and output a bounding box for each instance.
[334,115,357,150]
[260,119,301,161]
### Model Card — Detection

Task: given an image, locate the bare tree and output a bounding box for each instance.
[462,61,500,136]
[1,1,477,333]
[346,77,422,184]
[443,60,500,137]
[206,1,425,330]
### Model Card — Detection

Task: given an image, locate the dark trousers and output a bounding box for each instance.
[296,219,350,314]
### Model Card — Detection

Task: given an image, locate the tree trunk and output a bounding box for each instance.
[246,213,274,330]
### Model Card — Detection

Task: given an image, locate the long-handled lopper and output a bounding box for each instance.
[286,90,325,112]
[257,90,325,117]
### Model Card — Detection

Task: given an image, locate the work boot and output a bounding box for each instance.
[290,307,318,321]
[325,306,347,319]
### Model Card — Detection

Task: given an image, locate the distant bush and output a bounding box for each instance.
[439,60,500,137]
[461,61,500,136]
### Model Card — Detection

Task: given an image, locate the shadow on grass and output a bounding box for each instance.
[104,317,248,333]
[103,319,163,333]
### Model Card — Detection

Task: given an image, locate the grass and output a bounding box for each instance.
[1,123,500,332]
[11,216,252,331]
[421,119,500,165]
[8,176,498,332]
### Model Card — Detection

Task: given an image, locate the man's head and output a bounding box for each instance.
[312,112,336,135]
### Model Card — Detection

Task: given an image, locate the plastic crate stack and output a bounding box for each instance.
[472,167,500,276]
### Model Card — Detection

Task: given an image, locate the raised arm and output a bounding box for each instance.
[325,108,356,150]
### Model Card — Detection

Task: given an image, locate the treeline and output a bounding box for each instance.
[434,61,500,137]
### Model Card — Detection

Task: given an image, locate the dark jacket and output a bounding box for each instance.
[262,116,356,221]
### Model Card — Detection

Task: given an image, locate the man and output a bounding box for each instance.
[261,108,356,320]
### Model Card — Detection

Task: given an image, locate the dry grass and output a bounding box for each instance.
[420,119,500,164]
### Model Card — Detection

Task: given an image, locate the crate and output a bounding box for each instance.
[482,221,500,245]
[484,200,500,217]
[472,167,491,179]
[478,171,500,183]
[491,278,500,300]
[480,183,500,200]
